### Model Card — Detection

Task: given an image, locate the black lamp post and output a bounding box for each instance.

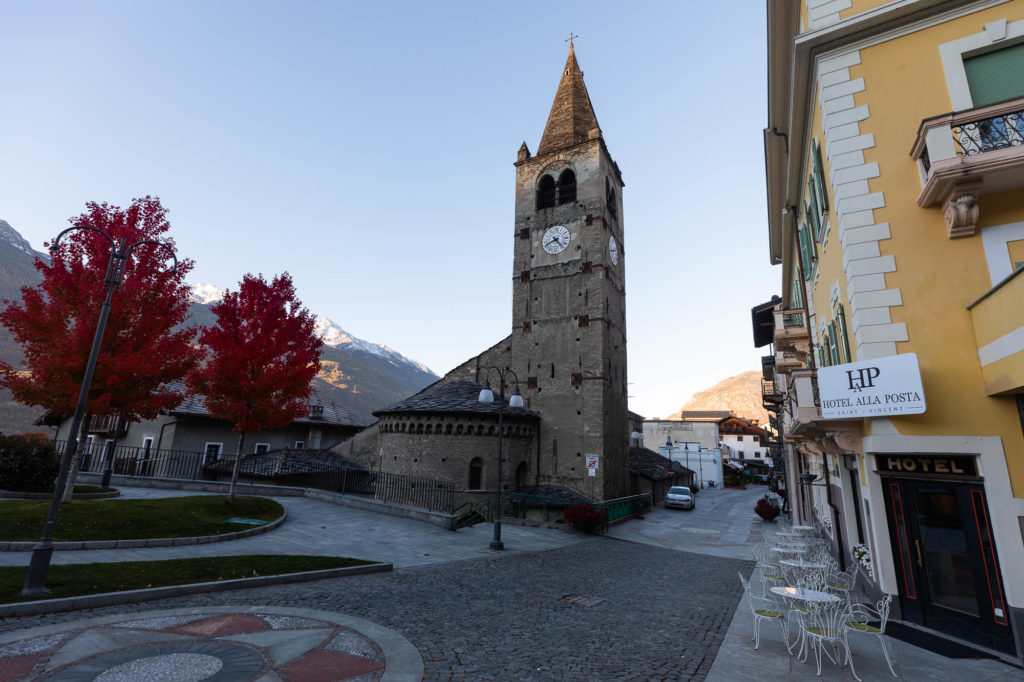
[22,226,177,596]
[477,367,523,551]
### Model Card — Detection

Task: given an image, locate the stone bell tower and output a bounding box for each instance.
[509,43,628,500]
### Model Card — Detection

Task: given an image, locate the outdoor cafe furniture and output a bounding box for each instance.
[845,594,899,679]
[801,600,856,680]
[771,584,841,662]
[791,524,815,534]
[739,572,789,651]
[772,546,809,557]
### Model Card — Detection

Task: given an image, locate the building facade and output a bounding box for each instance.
[343,45,630,502]
[761,0,1024,660]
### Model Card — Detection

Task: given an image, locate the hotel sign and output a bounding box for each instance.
[877,454,977,478]
[817,353,926,419]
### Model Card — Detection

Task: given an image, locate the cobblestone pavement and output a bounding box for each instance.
[0,538,750,681]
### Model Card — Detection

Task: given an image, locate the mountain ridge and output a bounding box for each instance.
[667,371,768,426]
[0,220,438,433]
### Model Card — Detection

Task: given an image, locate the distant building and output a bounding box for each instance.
[718,415,773,468]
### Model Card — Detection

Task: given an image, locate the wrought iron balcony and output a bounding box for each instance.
[86,415,126,436]
[912,96,1024,237]
[762,378,783,403]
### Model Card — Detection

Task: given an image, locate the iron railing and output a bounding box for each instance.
[953,109,1024,156]
[761,378,783,402]
[782,312,805,329]
[501,491,652,526]
[53,440,456,513]
[597,493,652,524]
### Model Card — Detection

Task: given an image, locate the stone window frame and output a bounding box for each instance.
[939,18,1024,110]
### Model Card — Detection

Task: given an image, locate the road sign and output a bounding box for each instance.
[585,454,599,470]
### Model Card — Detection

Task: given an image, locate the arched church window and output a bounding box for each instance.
[469,457,483,489]
[605,177,617,218]
[558,169,576,204]
[515,461,528,489]
[537,175,556,209]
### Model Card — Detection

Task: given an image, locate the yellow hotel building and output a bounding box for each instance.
[758,0,1024,661]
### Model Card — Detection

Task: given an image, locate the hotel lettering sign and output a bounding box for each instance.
[817,353,926,419]
[877,454,978,478]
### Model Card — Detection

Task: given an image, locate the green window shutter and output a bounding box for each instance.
[791,278,803,308]
[837,305,852,363]
[798,224,812,280]
[813,140,829,211]
[809,180,823,242]
[964,43,1024,107]
[828,321,840,365]
[818,346,828,368]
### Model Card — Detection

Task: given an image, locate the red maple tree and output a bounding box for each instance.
[188,272,322,498]
[0,197,199,499]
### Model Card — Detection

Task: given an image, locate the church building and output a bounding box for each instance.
[343,44,629,502]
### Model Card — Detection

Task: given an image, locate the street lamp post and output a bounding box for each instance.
[22,226,177,596]
[477,367,523,551]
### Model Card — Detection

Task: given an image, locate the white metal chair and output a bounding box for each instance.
[800,599,855,679]
[738,572,790,651]
[826,562,859,605]
[845,594,899,679]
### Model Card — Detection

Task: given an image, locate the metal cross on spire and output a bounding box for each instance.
[565,32,579,46]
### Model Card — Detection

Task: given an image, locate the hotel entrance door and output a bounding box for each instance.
[883,477,1013,654]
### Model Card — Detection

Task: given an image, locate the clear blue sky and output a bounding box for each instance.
[1,1,778,419]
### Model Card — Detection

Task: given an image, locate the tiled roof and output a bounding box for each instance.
[629,446,680,481]
[203,448,366,478]
[675,411,733,421]
[537,43,601,155]
[514,484,592,505]
[373,379,540,419]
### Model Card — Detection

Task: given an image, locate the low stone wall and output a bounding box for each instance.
[76,472,459,531]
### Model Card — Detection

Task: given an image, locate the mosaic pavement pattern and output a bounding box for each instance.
[0,606,416,681]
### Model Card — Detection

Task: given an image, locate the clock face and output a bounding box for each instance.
[542,225,571,255]
[608,236,619,265]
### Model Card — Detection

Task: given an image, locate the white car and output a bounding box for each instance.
[664,486,695,510]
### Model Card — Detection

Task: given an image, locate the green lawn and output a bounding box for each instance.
[0,555,377,602]
[0,495,284,541]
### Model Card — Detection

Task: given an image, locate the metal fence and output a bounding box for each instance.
[53,440,456,513]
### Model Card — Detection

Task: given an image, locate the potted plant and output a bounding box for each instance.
[563,503,607,534]
[754,494,781,521]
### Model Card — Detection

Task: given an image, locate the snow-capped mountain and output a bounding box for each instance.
[188,282,225,305]
[188,282,434,377]
[0,219,48,261]
[312,316,434,376]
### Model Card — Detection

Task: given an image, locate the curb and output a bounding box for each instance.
[0,561,392,618]
[1,489,120,500]
[0,507,287,552]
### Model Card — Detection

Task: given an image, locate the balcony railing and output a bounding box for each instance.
[762,378,783,403]
[912,97,1024,237]
[952,109,1024,156]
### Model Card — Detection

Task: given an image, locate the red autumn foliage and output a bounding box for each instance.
[187,272,322,496]
[0,197,198,422]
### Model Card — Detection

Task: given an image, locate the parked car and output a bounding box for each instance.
[664,486,695,510]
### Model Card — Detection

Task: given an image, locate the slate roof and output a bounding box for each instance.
[674,411,734,421]
[629,446,680,482]
[514,484,592,505]
[373,379,540,419]
[203,448,366,478]
[537,43,602,155]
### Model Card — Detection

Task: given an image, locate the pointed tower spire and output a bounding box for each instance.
[536,43,601,156]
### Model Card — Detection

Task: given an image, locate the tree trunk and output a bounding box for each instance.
[62,415,92,503]
[229,431,246,499]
